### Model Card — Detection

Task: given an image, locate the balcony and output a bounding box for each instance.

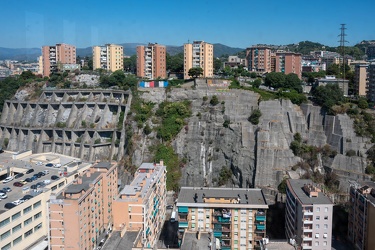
[255,213,266,221]
[303,210,313,216]
[303,219,313,224]
[256,224,266,231]
[222,233,231,239]
[303,226,313,232]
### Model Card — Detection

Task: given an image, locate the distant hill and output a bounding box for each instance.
[0,47,40,61]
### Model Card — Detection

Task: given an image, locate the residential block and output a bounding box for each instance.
[137,43,166,79]
[184,41,214,79]
[93,44,123,72]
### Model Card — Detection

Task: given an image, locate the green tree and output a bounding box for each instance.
[358,98,368,109]
[285,73,302,93]
[188,67,203,86]
[218,166,232,186]
[252,78,261,88]
[248,109,262,125]
[311,84,344,109]
[210,95,219,106]
[213,58,222,73]
[264,72,286,89]
[123,55,137,73]
[20,70,36,80]
[166,53,184,73]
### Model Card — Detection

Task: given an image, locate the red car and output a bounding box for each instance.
[13,182,23,187]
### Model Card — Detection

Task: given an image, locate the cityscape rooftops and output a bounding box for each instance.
[287,179,333,205]
[177,187,268,208]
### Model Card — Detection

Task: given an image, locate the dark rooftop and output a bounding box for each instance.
[93,162,112,170]
[63,172,101,195]
[177,187,268,208]
[288,179,333,205]
[104,231,138,250]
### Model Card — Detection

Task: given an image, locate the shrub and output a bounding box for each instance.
[223,119,230,128]
[210,95,219,105]
[346,149,356,157]
[203,96,208,102]
[144,124,152,135]
[218,166,232,186]
[248,109,262,125]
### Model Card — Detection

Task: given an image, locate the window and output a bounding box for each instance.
[324,207,328,212]
[23,206,32,214]
[34,212,42,220]
[324,224,328,229]
[192,223,195,228]
[0,218,10,228]
[13,236,22,246]
[323,241,327,246]
[12,212,21,221]
[323,233,328,238]
[1,243,11,250]
[324,216,328,220]
[24,229,33,238]
[34,223,42,231]
[316,216,320,220]
[24,217,32,226]
[315,233,320,238]
[33,201,41,209]
[12,224,21,233]
[1,230,10,240]
[315,241,319,246]
[316,224,320,229]
[316,207,320,212]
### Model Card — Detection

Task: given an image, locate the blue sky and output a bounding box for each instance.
[0,0,374,49]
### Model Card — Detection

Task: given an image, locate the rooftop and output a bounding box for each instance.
[177,187,268,208]
[63,172,101,195]
[357,181,375,205]
[287,179,333,205]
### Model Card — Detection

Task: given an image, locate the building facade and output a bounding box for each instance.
[93,44,123,72]
[183,41,214,79]
[352,62,369,96]
[49,162,118,250]
[348,182,375,250]
[367,62,375,102]
[137,43,166,79]
[275,52,302,79]
[176,187,268,250]
[112,161,166,249]
[315,75,349,96]
[246,45,272,73]
[285,179,333,250]
[41,43,76,77]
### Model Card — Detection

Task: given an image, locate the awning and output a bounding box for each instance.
[178,206,188,213]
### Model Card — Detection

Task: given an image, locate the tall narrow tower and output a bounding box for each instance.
[338,24,348,81]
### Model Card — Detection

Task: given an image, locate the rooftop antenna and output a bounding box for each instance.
[338,24,348,84]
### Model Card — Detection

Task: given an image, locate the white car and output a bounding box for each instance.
[42,170,49,175]
[12,199,23,205]
[43,179,51,184]
[2,176,14,183]
[0,193,7,199]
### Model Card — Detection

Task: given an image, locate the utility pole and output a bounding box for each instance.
[338,24,348,94]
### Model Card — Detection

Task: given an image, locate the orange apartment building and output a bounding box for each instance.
[112,161,167,249]
[246,45,272,73]
[41,43,76,77]
[274,51,302,79]
[136,43,166,79]
[184,41,214,79]
[49,162,118,250]
[348,182,375,250]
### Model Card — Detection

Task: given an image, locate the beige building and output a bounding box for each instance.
[348,182,375,250]
[41,43,76,77]
[0,150,92,250]
[176,187,268,250]
[285,179,333,250]
[246,45,272,73]
[137,43,166,79]
[184,41,214,79]
[49,162,118,250]
[350,61,369,96]
[93,44,124,72]
[112,161,166,249]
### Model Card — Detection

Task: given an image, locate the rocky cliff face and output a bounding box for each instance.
[137,80,373,190]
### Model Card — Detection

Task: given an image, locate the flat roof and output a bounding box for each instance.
[63,172,101,195]
[287,179,333,205]
[93,162,111,170]
[177,187,268,208]
[358,181,375,205]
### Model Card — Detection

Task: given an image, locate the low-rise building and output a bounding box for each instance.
[348,182,375,250]
[176,187,268,250]
[112,161,166,249]
[49,161,118,250]
[285,179,333,250]
[315,75,349,96]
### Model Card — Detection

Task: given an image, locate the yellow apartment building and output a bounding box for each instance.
[176,187,268,250]
[184,41,214,79]
[112,161,166,249]
[49,161,118,250]
[93,44,124,72]
[137,43,166,79]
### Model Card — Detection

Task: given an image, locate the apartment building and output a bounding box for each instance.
[137,43,166,79]
[367,62,375,102]
[275,52,302,79]
[285,179,333,250]
[41,43,76,77]
[0,150,91,250]
[348,182,375,250]
[176,187,268,250]
[246,45,272,73]
[93,44,124,72]
[350,61,369,96]
[112,161,166,249]
[49,162,118,250]
[184,41,214,79]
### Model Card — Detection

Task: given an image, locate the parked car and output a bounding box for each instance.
[30,176,38,181]
[20,180,28,184]
[51,175,59,180]
[0,193,7,199]
[24,178,32,183]
[54,163,62,168]
[12,199,23,205]
[2,187,11,192]
[38,171,45,176]
[14,173,24,179]
[20,195,33,202]
[26,169,34,174]
[43,179,51,184]
[42,170,49,175]
[2,176,14,183]
[31,183,42,190]
[4,203,16,209]
[45,163,54,167]
[37,182,45,188]
[13,182,23,187]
